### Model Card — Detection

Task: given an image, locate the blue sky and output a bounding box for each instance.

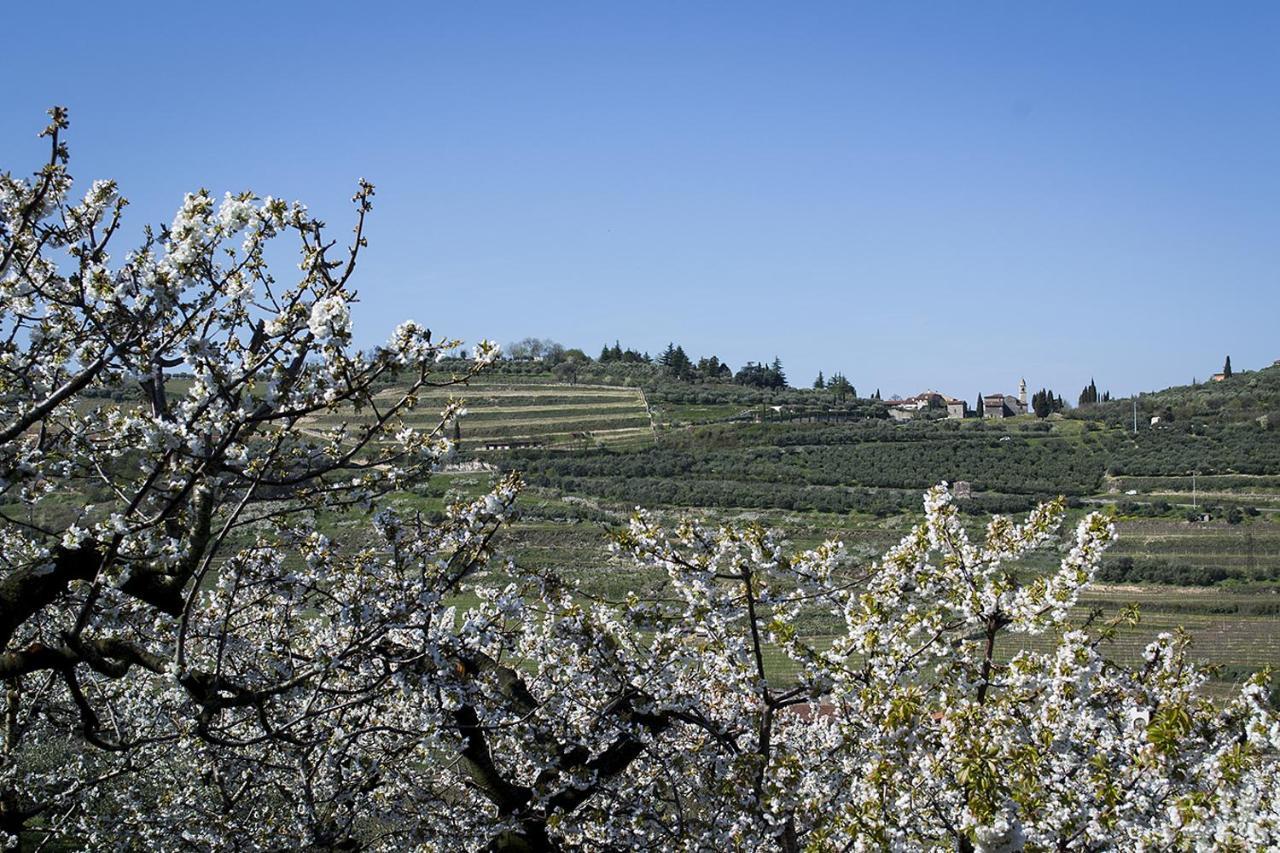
[3,2,1278,399]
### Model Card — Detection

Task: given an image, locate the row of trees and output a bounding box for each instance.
[5,111,1275,851]
[812,371,857,401]
[1077,378,1112,406]
[1030,387,1067,418]
[734,358,788,389]
[505,427,1106,499]
[506,336,589,364]
[606,341,786,388]
[598,340,651,364]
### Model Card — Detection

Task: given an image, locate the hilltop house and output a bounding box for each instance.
[888,390,967,421]
[983,379,1028,419]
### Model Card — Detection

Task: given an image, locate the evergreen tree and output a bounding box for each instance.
[1031,388,1065,418]
[828,373,852,402]
[1224,355,1233,378]
[814,371,825,390]
[666,345,693,379]
[976,392,984,416]
[734,360,787,390]
[1032,389,1050,418]
[698,355,723,379]
[1078,378,1099,407]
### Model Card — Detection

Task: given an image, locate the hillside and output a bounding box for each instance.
[169,362,1280,690]
[305,376,656,452]
[376,364,1277,692]
[1078,361,1280,428]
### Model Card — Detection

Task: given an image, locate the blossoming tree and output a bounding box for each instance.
[2,110,1277,851]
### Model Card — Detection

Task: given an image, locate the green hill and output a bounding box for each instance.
[1078,362,1280,428]
[286,359,1280,688]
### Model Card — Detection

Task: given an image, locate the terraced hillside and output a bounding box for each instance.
[295,365,1280,694]
[305,378,656,452]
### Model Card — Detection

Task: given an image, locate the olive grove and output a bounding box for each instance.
[1,111,1277,851]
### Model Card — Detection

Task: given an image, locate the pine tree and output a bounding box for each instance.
[667,345,692,379]
[814,371,825,390]
[770,357,787,388]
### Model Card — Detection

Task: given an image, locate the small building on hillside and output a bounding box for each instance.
[1211,373,1227,382]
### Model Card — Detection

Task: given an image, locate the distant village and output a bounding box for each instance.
[885,379,1029,422]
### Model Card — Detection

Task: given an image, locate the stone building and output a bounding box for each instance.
[888,390,967,421]
[982,379,1028,419]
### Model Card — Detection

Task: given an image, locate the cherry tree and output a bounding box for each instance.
[2,110,1277,851]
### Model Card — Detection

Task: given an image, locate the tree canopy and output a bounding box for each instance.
[1031,388,1066,418]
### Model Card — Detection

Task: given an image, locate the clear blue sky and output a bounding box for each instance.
[4,2,1278,400]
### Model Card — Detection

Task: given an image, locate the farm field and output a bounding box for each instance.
[139,368,1280,696]
[389,475,1280,696]
[368,369,1280,695]
[302,378,657,452]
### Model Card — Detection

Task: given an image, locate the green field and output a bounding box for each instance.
[404,368,1280,693]
[126,366,1280,695]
